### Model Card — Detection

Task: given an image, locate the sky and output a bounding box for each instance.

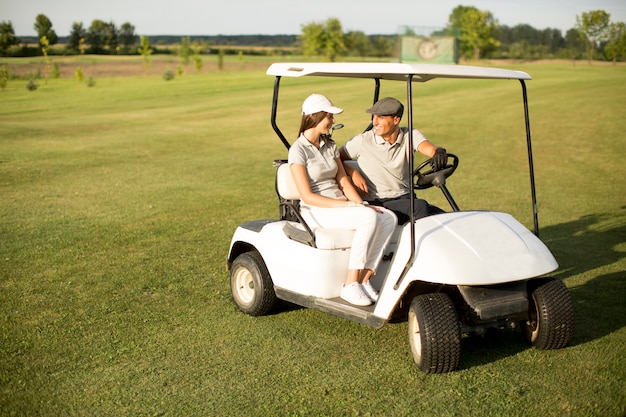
[2,0,626,37]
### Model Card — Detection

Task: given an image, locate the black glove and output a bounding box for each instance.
[431,148,447,171]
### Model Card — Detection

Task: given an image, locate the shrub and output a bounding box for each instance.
[26,78,38,91]
[86,77,96,87]
[51,62,60,79]
[0,65,8,91]
[163,70,175,81]
[75,67,83,82]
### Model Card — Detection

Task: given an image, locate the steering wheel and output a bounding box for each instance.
[413,153,459,190]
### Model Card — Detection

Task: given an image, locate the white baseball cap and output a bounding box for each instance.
[301,94,343,115]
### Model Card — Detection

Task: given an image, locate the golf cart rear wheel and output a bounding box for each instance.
[230,251,277,316]
[408,293,461,374]
[523,278,574,350]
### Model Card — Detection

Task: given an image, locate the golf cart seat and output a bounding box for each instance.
[275,161,355,249]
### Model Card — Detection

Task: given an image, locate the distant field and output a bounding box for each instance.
[1,58,624,416]
[0,54,276,78]
[1,54,624,79]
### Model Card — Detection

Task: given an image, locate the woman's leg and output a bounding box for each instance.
[303,206,379,271]
[363,209,397,273]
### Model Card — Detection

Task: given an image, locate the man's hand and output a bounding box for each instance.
[431,148,447,171]
[350,170,368,196]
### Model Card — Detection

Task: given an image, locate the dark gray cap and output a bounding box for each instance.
[365,97,404,117]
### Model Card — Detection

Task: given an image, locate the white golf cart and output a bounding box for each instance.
[226,62,574,374]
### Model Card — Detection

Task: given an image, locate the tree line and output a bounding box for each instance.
[1,7,625,62]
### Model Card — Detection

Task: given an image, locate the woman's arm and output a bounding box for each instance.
[339,147,368,195]
[335,158,365,204]
[290,163,354,208]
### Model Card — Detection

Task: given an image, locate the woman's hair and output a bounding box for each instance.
[298,111,329,136]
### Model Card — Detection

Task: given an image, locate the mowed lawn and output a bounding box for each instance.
[1,57,625,416]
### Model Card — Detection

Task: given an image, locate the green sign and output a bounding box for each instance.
[400,36,458,64]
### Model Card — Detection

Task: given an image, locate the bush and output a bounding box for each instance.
[0,65,8,91]
[75,67,83,83]
[26,78,38,91]
[86,77,96,87]
[163,70,175,81]
[51,62,60,79]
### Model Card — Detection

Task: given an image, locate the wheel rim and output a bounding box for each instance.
[528,307,540,343]
[408,308,423,363]
[234,267,255,305]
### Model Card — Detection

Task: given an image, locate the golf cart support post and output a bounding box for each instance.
[267,62,540,289]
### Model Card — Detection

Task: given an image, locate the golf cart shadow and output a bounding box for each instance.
[541,208,626,346]
[458,328,530,370]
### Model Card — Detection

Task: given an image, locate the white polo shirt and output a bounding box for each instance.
[341,127,427,200]
[288,135,346,208]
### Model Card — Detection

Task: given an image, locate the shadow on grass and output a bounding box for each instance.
[267,300,305,316]
[543,208,626,281]
[541,207,626,345]
[459,328,529,370]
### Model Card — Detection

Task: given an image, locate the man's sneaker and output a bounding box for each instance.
[361,281,379,302]
[340,282,372,306]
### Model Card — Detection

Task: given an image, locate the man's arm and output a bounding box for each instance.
[417,140,447,171]
[417,140,438,157]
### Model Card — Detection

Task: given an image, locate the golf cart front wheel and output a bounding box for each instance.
[523,278,574,350]
[230,251,277,316]
[408,293,461,374]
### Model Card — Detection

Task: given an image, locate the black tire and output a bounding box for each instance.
[408,293,461,374]
[230,251,277,316]
[523,278,574,350]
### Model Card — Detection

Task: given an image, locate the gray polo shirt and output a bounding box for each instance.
[288,135,346,208]
[341,127,427,200]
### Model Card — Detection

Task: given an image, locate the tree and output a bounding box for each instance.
[137,35,153,75]
[447,6,500,60]
[542,28,566,54]
[299,18,345,62]
[604,22,626,63]
[34,14,58,47]
[344,31,371,57]
[564,28,585,60]
[576,10,611,63]
[119,22,137,53]
[300,22,325,57]
[370,36,394,58]
[192,41,204,72]
[104,21,118,52]
[40,36,52,83]
[86,19,108,53]
[0,21,19,56]
[178,36,191,70]
[68,22,86,53]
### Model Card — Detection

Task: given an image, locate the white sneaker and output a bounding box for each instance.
[361,281,379,302]
[340,282,372,306]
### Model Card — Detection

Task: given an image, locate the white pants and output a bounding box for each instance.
[301,205,397,273]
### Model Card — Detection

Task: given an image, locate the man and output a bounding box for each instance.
[339,97,448,224]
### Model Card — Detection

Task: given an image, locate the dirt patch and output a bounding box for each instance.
[3,56,271,78]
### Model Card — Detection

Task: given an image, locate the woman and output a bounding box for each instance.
[288,94,397,306]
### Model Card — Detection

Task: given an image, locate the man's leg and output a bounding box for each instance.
[428,204,446,215]
[380,196,429,224]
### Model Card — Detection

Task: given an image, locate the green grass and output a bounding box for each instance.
[1,58,625,417]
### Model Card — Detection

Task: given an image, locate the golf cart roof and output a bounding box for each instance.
[266,62,531,82]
